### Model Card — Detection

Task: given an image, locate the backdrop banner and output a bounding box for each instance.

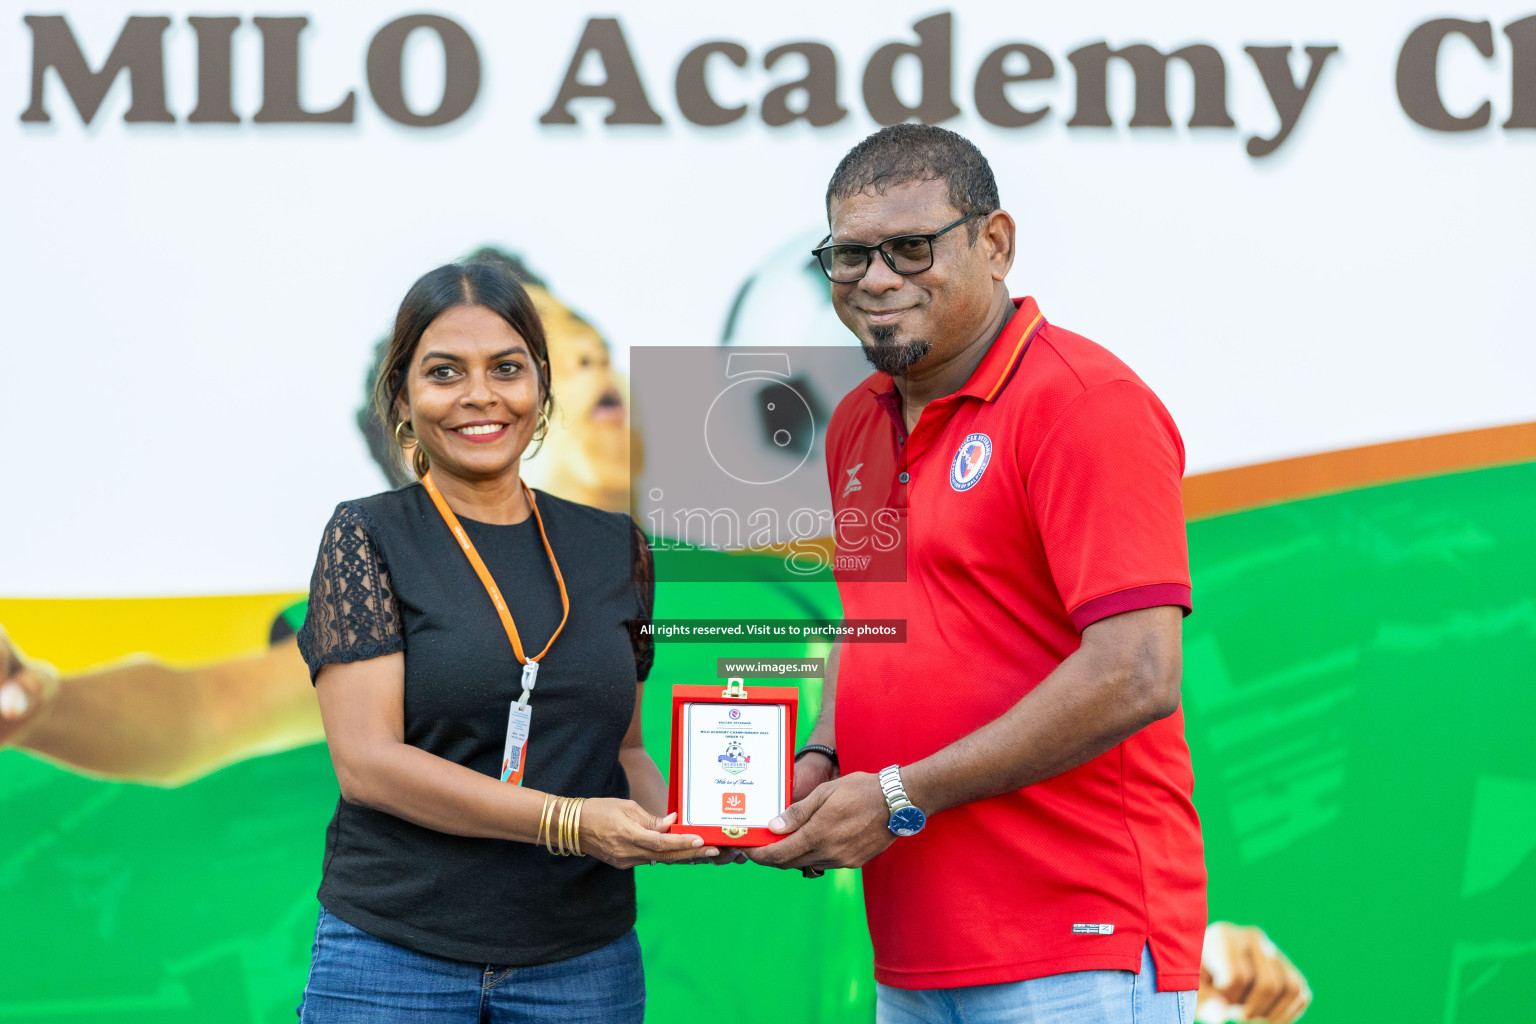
[3,2,1533,1021]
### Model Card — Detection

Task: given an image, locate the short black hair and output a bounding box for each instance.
[825,125,999,241]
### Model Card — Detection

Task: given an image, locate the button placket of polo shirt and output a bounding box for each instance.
[901,392,964,477]
[884,400,912,511]
[887,467,908,510]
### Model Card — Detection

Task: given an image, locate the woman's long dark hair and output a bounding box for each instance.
[373,256,554,480]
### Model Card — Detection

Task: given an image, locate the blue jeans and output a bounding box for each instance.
[297,907,645,1023]
[876,945,1194,1024]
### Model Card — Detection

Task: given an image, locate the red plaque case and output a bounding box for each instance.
[667,683,798,847]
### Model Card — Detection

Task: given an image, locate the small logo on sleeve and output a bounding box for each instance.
[843,463,865,498]
[1072,923,1116,935]
[950,434,992,491]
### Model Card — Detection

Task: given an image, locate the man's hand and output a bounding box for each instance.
[1198,922,1311,1023]
[0,628,60,747]
[747,771,895,870]
[793,750,838,802]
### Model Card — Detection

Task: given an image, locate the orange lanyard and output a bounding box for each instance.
[421,472,570,705]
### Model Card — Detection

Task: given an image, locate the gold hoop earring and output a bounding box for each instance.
[394,420,412,448]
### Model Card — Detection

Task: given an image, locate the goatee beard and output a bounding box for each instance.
[863,327,930,376]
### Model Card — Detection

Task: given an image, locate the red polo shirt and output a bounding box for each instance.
[827,297,1205,992]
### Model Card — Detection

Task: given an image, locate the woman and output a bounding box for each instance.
[294,257,717,1022]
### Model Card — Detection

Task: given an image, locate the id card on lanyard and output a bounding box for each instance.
[422,472,570,786]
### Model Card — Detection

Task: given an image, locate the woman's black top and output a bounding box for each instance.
[295,483,654,966]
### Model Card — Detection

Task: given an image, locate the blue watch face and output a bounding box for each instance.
[888,805,927,837]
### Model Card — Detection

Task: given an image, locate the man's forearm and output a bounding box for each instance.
[806,642,841,747]
[902,606,1182,815]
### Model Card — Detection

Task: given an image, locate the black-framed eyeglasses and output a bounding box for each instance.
[811,213,980,284]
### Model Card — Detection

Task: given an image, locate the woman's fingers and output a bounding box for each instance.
[654,844,721,863]
[633,827,706,853]
[577,799,731,867]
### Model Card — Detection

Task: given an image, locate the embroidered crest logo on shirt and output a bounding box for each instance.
[950,434,993,491]
[843,462,865,498]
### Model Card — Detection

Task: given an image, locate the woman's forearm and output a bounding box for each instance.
[335,739,550,842]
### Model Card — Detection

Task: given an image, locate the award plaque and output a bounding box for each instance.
[667,680,799,847]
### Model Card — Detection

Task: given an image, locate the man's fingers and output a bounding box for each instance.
[769,785,829,835]
[749,828,816,868]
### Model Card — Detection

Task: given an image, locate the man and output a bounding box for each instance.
[753,124,1223,1024]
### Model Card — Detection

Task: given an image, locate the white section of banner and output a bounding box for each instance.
[2,1,1532,595]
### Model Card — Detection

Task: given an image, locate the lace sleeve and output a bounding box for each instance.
[626,519,655,683]
[296,503,404,682]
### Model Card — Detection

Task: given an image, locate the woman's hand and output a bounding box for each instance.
[578,800,719,868]
[0,628,59,747]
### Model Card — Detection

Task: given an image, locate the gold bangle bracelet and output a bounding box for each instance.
[546,797,564,856]
[571,798,586,857]
[537,794,554,851]
[559,796,575,856]
[548,796,561,855]
[559,792,571,859]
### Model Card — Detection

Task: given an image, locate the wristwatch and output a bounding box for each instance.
[878,764,927,837]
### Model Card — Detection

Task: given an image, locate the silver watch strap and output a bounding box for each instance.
[879,764,913,813]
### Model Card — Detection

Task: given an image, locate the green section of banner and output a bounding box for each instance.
[1184,461,1536,1023]
[1,462,1533,1022]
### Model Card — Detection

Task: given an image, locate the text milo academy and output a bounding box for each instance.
[18,11,1536,155]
